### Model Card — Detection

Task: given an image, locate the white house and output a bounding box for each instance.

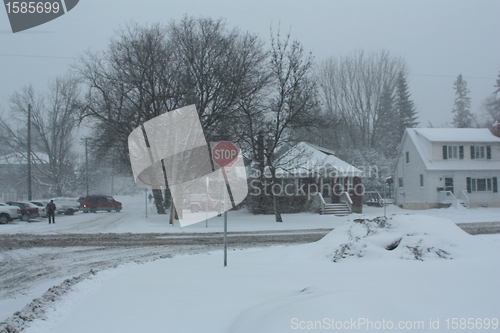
[394,128,500,209]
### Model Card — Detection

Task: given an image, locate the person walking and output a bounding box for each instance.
[46,200,56,224]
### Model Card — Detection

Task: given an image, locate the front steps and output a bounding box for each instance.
[323,203,351,216]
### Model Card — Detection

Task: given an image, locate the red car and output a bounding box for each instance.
[80,195,122,213]
[6,201,40,221]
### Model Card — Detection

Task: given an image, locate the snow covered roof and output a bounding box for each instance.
[274,142,362,177]
[404,128,500,171]
[414,128,500,143]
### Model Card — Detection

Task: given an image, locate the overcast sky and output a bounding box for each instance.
[1,0,499,128]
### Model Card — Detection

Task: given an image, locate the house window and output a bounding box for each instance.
[420,174,424,187]
[471,145,491,160]
[467,177,498,193]
[398,177,404,188]
[449,146,458,159]
[338,177,353,191]
[405,152,409,164]
[443,145,464,159]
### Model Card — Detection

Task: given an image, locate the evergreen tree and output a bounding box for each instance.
[452,74,474,128]
[479,71,500,130]
[376,83,397,156]
[492,71,500,121]
[395,71,418,138]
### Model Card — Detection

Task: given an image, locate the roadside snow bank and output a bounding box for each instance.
[0,271,96,333]
[317,215,475,262]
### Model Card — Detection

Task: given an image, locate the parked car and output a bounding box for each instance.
[80,195,122,213]
[6,201,40,221]
[185,194,222,214]
[30,200,49,218]
[51,197,80,215]
[0,203,21,224]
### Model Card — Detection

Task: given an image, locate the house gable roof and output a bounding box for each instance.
[403,128,500,171]
[274,142,362,177]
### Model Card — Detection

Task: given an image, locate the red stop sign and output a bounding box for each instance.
[212,141,239,168]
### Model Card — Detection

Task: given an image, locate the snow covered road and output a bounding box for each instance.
[2,219,497,305]
[0,229,330,319]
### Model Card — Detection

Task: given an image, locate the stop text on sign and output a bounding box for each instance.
[214,149,237,160]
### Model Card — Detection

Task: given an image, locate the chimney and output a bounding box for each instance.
[493,121,500,138]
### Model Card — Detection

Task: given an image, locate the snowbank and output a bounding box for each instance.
[318,215,475,262]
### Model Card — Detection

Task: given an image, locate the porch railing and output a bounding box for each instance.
[316,192,326,215]
[363,191,383,207]
[459,190,470,209]
[438,190,459,209]
[339,191,353,214]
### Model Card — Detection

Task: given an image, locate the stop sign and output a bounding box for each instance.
[212,141,239,168]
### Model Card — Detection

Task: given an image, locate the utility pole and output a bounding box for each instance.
[110,156,114,196]
[85,138,89,196]
[27,104,32,200]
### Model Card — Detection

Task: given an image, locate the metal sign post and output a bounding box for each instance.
[221,167,230,267]
[384,177,394,218]
[212,141,239,267]
[224,197,228,267]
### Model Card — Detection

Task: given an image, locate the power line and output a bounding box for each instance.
[0,53,496,80]
[410,73,496,81]
[0,53,74,60]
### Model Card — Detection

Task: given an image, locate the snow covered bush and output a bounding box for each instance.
[319,215,473,262]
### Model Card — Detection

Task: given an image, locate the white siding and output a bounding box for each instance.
[395,134,428,208]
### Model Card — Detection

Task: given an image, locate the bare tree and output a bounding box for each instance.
[77,23,185,213]
[479,71,500,129]
[259,28,320,222]
[0,76,81,197]
[77,19,269,214]
[78,22,185,162]
[318,50,407,150]
[168,16,269,142]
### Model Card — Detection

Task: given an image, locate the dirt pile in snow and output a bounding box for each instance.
[318,215,474,262]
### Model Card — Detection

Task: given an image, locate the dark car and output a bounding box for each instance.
[6,201,40,221]
[80,195,122,213]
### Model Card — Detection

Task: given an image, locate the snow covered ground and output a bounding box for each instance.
[1,195,500,332]
[1,195,499,235]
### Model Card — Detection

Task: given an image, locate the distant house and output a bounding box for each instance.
[394,128,500,209]
[250,142,364,214]
[0,152,52,201]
